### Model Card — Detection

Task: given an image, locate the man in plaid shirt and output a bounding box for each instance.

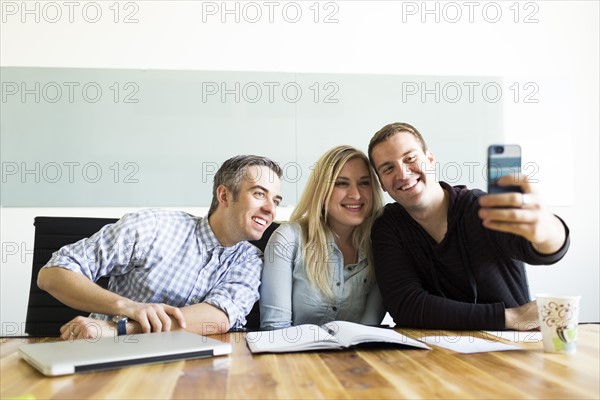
[38,155,283,340]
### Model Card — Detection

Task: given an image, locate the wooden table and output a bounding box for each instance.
[1,325,598,399]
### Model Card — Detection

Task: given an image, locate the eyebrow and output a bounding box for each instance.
[336,176,371,181]
[250,185,283,203]
[376,149,418,172]
[375,161,392,173]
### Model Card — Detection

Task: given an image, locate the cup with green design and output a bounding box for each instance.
[536,294,581,354]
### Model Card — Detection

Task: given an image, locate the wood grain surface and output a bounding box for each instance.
[1,325,598,399]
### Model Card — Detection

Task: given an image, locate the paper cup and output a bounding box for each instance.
[536,294,581,354]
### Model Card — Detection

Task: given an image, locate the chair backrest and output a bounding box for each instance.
[25,216,279,336]
[26,216,118,336]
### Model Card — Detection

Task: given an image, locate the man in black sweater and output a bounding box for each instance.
[368,123,570,330]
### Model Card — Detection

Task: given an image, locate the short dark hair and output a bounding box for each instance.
[207,155,283,216]
[368,122,428,170]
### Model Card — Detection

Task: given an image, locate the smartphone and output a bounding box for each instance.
[487,144,522,194]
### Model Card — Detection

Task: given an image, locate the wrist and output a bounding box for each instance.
[113,297,134,316]
[126,320,141,335]
[531,215,567,255]
[111,315,128,336]
[504,308,516,330]
[111,318,141,335]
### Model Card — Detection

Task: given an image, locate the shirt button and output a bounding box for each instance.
[347,267,352,271]
[363,279,367,283]
[332,306,338,311]
[336,282,341,286]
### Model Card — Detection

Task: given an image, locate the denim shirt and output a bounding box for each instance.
[259,222,385,329]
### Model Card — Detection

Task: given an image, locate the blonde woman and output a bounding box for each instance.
[260,145,385,329]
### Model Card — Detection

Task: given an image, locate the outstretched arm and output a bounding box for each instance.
[478,174,567,255]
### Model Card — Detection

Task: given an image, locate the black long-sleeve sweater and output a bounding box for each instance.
[372,182,570,330]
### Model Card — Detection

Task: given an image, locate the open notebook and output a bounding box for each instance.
[18,331,231,376]
[246,321,430,353]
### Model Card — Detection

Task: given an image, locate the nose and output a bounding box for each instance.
[261,198,276,215]
[395,162,411,180]
[347,184,361,199]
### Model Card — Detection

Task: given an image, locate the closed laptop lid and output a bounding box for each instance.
[18,331,232,376]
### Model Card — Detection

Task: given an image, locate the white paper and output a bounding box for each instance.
[323,321,431,350]
[482,331,542,343]
[420,336,523,354]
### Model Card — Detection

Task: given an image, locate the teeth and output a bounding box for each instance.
[343,205,362,209]
[401,180,418,191]
[252,217,266,226]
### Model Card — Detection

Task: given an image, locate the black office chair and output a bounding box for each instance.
[25,216,279,336]
[25,217,118,337]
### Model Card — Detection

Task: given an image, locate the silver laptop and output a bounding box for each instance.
[18,331,232,376]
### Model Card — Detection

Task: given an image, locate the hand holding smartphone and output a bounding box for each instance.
[482,145,566,252]
[487,145,523,194]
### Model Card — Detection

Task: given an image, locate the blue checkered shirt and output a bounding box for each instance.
[43,209,262,328]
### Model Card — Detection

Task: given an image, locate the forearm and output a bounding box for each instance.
[374,259,505,329]
[172,303,230,334]
[385,289,506,330]
[122,303,230,336]
[38,266,133,316]
[530,215,568,255]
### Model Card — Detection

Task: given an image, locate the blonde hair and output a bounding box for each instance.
[290,145,384,298]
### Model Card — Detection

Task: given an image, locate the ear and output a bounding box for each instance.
[216,185,230,207]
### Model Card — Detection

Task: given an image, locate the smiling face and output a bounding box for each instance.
[219,165,282,245]
[370,131,437,211]
[326,158,374,235]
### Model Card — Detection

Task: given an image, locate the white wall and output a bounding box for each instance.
[2,1,598,333]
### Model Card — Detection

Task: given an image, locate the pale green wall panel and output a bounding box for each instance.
[1,67,503,206]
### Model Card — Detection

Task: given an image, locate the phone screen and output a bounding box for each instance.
[487,145,522,194]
